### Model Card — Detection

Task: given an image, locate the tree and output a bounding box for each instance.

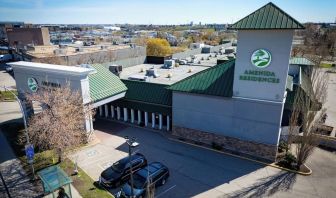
[26,83,93,162]
[146,38,172,56]
[288,63,328,169]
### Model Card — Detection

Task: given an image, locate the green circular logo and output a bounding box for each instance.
[27,78,38,92]
[251,49,272,68]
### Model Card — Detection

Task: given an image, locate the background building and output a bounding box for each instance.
[6,27,51,48]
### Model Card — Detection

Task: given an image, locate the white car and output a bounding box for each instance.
[5,64,13,73]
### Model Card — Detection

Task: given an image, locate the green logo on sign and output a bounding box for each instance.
[27,78,38,92]
[251,49,272,68]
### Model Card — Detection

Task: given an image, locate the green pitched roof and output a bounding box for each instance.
[168,60,235,97]
[122,80,172,106]
[89,64,127,102]
[112,80,172,114]
[228,2,304,30]
[289,57,315,66]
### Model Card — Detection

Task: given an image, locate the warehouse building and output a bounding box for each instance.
[9,2,314,162]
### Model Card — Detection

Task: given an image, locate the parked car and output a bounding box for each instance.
[0,54,12,63]
[118,162,170,198]
[4,64,13,73]
[99,153,147,188]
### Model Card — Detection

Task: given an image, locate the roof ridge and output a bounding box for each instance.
[228,2,304,30]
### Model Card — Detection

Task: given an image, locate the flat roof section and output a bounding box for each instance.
[119,64,208,85]
[119,51,236,85]
[8,61,95,76]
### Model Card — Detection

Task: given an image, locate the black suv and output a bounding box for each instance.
[118,162,170,198]
[99,153,147,188]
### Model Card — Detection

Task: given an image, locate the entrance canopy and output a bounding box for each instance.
[88,64,127,108]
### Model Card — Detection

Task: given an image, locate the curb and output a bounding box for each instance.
[93,118,312,176]
[169,137,312,176]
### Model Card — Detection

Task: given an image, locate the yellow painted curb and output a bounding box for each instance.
[169,137,312,176]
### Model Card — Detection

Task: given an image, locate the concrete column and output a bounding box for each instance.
[99,106,103,117]
[167,115,170,131]
[111,105,115,118]
[131,109,135,123]
[144,112,148,127]
[152,113,155,128]
[90,114,94,131]
[123,108,128,122]
[159,114,163,130]
[84,114,91,133]
[117,107,121,120]
[138,110,141,124]
[104,104,109,118]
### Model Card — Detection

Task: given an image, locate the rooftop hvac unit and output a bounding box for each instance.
[109,65,123,76]
[75,47,83,52]
[163,59,175,69]
[53,49,67,55]
[146,68,160,78]
[128,74,148,81]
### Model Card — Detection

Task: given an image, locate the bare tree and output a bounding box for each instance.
[288,64,329,169]
[26,83,94,162]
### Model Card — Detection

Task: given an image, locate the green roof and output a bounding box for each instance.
[122,80,172,106]
[228,2,304,30]
[168,60,235,97]
[89,64,127,102]
[113,80,172,114]
[289,57,315,66]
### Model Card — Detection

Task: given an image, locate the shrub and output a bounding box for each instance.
[211,142,223,150]
[277,152,297,170]
[278,141,289,153]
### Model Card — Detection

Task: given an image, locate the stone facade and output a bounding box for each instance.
[172,126,278,162]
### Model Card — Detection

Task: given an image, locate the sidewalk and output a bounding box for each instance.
[0,130,82,198]
[0,131,42,198]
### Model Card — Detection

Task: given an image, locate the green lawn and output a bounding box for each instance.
[0,123,113,198]
[320,62,333,68]
[0,90,17,101]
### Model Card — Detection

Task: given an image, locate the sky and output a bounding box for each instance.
[0,0,335,24]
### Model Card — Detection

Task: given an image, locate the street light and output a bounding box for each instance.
[3,86,30,144]
[124,136,139,198]
[3,86,34,177]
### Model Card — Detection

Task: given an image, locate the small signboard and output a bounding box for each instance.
[25,144,34,164]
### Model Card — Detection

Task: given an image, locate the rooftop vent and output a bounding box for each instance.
[109,65,122,76]
[146,68,160,78]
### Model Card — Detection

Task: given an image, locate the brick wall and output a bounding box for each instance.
[172,125,278,162]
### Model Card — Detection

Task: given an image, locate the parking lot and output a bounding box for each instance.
[71,119,336,198]
[71,120,266,197]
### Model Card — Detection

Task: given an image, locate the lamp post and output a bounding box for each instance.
[124,136,139,198]
[3,86,34,177]
[3,86,30,144]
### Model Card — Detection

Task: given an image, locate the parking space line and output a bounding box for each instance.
[155,185,176,198]
[97,164,105,170]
